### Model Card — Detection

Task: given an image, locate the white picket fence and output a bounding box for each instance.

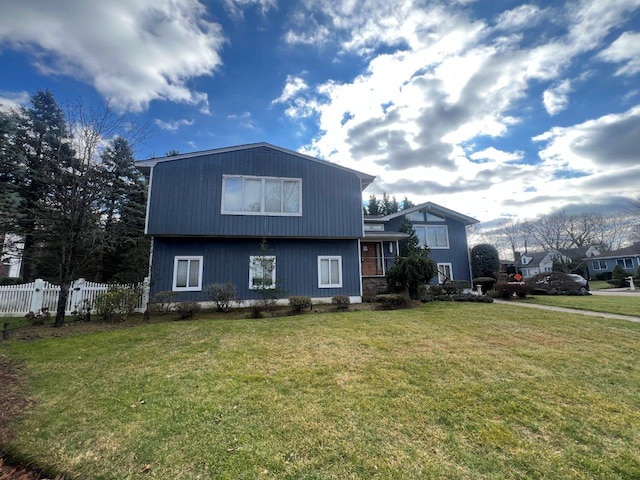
[0,278,150,317]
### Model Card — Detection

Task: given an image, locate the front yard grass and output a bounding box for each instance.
[2,302,640,479]
[520,294,640,317]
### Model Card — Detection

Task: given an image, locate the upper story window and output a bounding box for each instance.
[222,175,301,216]
[426,212,445,222]
[407,211,423,222]
[415,225,449,249]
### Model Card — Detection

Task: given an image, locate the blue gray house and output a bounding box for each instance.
[584,242,640,280]
[361,203,478,297]
[137,143,479,304]
[137,143,375,304]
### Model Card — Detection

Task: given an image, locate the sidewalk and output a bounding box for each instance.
[493,299,640,323]
[591,288,640,296]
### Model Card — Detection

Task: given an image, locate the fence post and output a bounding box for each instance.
[29,278,45,312]
[69,278,86,313]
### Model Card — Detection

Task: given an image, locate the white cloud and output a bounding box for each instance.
[272,75,310,104]
[543,79,573,116]
[279,0,640,221]
[495,4,543,30]
[598,31,640,76]
[470,147,524,163]
[0,0,226,112]
[154,118,194,131]
[0,90,30,111]
[224,0,277,19]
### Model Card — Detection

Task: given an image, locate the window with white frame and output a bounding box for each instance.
[318,256,342,288]
[249,255,276,289]
[592,260,607,270]
[173,256,203,291]
[437,263,453,284]
[617,258,634,269]
[222,175,301,215]
[414,225,449,249]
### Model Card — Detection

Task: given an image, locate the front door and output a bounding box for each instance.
[361,242,383,276]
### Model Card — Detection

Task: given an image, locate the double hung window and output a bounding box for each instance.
[318,256,342,288]
[173,256,203,291]
[592,260,607,270]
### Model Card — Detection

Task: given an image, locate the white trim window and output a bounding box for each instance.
[617,258,633,269]
[222,175,302,216]
[592,260,607,270]
[437,263,453,284]
[318,256,342,288]
[173,256,203,291]
[415,225,449,249]
[249,255,276,289]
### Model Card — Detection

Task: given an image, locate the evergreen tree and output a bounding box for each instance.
[389,195,399,214]
[0,109,24,232]
[381,192,392,215]
[367,194,381,216]
[398,217,420,257]
[98,137,149,282]
[401,196,414,210]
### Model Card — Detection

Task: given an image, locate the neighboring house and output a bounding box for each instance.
[137,143,375,304]
[362,202,479,296]
[136,143,480,304]
[584,242,640,279]
[516,250,572,278]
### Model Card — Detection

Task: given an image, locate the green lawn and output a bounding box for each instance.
[520,294,640,317]
[3,303,640,479]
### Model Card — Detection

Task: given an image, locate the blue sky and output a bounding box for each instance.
[1,0,639,226]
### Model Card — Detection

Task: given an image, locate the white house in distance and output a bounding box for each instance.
[517,251,570,278]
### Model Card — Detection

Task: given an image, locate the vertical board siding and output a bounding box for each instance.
[151,237,361,302]
[386,214,473,283]
[147,146,364,238]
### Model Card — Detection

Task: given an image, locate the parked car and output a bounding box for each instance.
[525,272,590,295]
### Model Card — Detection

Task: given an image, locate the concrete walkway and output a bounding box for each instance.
[493,300,640,323]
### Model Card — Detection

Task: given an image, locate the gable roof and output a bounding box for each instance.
[518,251,552,268]
[136,142,375,189]
[365,201,479,226]
[586,242,640,260]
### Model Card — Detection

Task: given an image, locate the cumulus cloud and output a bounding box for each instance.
[470,147,524,163]
[276,0,640,221]
[272,75,310,104]
[0,0,225,112]
[598,31,640,76]
[543,79,573,115]
[534,105,640,168]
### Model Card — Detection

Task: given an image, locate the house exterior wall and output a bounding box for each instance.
[587,256,639,278]
[146,145,365,238]
[151,237,362,302]
[385,214,473,284]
